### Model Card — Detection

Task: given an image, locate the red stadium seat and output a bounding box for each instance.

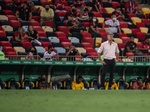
[33,26,43,31]
[4,0,13,4]
[128,13,137,18]
[121,37,130,44]
[120,22,128,28]
[3,10,14,15]
[41,42,52,48]
[111,2,120,8]
[136,22,145,28]
[89,52,98,57]
[45,21,54,28]
[64,6,70,12]
[29,21,40,26]
[131,28,141,35]
[2,47,15,53]
[126,52,134,57]
[61,1,68,6]
[82,42,93,48]
[141,19,150,24]
[0,41,12,47]
[21,42,32,48]
[9,20,21,27]
[99,32,108,39]
[32,16,40,22]
[56,11,66,17]
[40,0,49,6]
[118,33,127,38]
[85,47,96,54]
[93,12,102,17]
[5,51,17,55]
[61,42,71,48]
[81,32,92,39]
[118,43,125,49]
[135,32,146,41]
[136,42,143,48]
[82,22,90,27]
[6,15,17,20]
[55,31,67,38]
[58,26,69,36]
[37,31,46,37]
[98,28,106,32]
[0,31,6,37]
[82,37,94,48]
[59,38,70,42]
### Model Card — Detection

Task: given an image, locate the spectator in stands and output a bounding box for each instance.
[76,7,90,22]
[27,25,42,46]
[72,76,84,90]
[66,45,81,61]
[14,27,28,42]
[40,5,54,25]
[54,0,65,12]
[139,38,150,55]
[95,0,103,13]
[140,0,148,4]
[125,0,139,14]
[112,6,125,21]
[133,77,144,90]
[39,75,49,89]
[67,16,85,42]
[103,14,121,37]
[43,46,59,61]
[89,17,100,38]
[15,2,32,21]
[26,47,37,60]
[72,0,84,8]
[124,36,136,55]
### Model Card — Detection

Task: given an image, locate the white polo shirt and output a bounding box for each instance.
[43,51,57,60]
[105,19,120,34]
[97,41,119,60]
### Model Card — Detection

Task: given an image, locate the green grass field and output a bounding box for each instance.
[0,90,149,112]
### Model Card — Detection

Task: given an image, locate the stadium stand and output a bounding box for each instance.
[0,0,150,90]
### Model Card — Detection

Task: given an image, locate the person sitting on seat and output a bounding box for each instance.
[40,5,54,25]
[66,45,81,61]
[43,46,59,61]
[125,0,139,14]
[72,76,84,90]
[14,27,28,42]
[8,78,20,89]
[27,25,41,46]
[133,77,144,90]
[38,75,49,89]
[112,6,125,21]
[0,79,6,89]
[105,78,118,90]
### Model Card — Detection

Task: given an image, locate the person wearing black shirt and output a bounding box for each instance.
[15,2,32,21]
[66,45,80,61]
[124,36,136,56]
[27,25,41,45]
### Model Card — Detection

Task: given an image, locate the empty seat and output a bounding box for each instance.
[121,37,130,44]
[141,8,150,15]
[58,26,69,36]
[54,47,66,54]
[0,31,6,37]
[97,17,104,24]
[42,26,53,32]
[82,42,93,48]
[37,31,47,37]
[68,37,80,43]
[33,26,43,31]
[85,47,96,54]
[111,2,120,8]
[121,28,132,34]
[21,42,32,48]
[48,37,60,43]
[35,46,46,54]
[76,47,86,54]
[0,15,8,21]
[55,31,67,38]
[95,38,102,47]
[2,47,15,53]
[2,25,13,31]
[6,15,17,20]
[0,41,12,47]
[105,7,115,14]
[140,27,148,33]
[29,21,40,26]
[61,42,71,48]
[131,17,141,25]
[120,22,128,28]
[113,38,123,44]
[41,42,52,47]
[14,47,26,54]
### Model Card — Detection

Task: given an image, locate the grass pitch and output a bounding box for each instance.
[0,90,149,112]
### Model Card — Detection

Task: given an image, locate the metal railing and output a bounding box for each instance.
[2,55,150,62]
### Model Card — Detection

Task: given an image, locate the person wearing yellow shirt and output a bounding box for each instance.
[40,5,54,25]
[105,78,118,90]
[72,76,84,90]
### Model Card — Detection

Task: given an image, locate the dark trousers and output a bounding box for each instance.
[101,59,115,88]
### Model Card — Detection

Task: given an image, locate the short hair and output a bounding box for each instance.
[137,77,142,80]
[78,76,83,80]
[48,46,52,50]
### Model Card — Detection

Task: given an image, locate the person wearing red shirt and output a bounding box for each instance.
[133,77,144,90]
[14,27,28,42]
[125,0,139,14]
[112,6,125,21]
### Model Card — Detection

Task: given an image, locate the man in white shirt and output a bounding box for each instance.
[103,14,121,38]
[43,46,59,60]
[97,32,120,89]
